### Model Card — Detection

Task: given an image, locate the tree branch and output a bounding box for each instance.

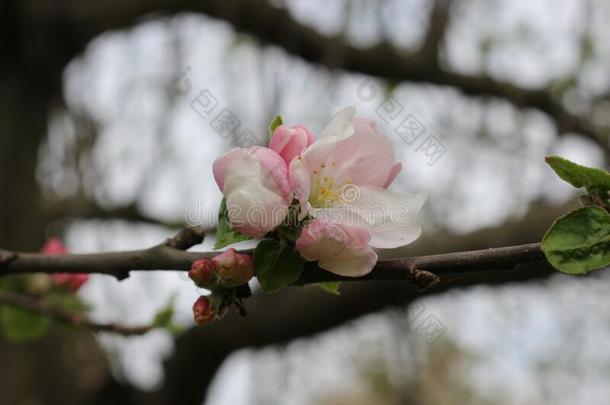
[53,0,607,157]
[0,225,548,288]
[0,291,154,336]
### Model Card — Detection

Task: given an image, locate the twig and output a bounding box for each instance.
[164,226,206,250]
[0,225,548,286]
[0,291,154,336]
[296,242,545,285]
[0,226,208,281]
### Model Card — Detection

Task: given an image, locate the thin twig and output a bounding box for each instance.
[0,291,154,336]
[0,226,548,286]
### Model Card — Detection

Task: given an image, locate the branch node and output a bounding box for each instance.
[411,268,440,291]
[165,226,206,250]
[0,250,17,268]
[116,270,131,281]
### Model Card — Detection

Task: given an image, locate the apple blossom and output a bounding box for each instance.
[213,146,292,238]
[290,107,426,276]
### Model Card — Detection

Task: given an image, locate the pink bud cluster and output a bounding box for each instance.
[188,248,254,288]
[189,249,255,326]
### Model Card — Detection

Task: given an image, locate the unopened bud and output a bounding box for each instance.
[42,238,89,292]
[212,248,255,285]
[51,274,89,293]
[193,296,215,326]
[189,259,216,288]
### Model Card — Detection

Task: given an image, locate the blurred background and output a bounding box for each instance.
[1,0,610,404]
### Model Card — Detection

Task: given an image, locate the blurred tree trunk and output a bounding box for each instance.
[0,76,50,250]
[1,1,54,250]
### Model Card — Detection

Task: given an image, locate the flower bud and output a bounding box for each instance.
[269,125,314,164]
[42,238,89,292]
[189,259,216,288]
[234,253,255,284]
[212,248,254,285]
[193,296,215,326]
[50,274,89,293]
[41,238,68,254]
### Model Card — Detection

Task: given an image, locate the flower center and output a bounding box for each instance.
[308,161,352,208]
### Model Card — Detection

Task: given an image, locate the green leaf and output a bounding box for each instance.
[268,115,283,138]
[254,239,304,293]
[214,198,252,249]
[47,292,89,314]
[542,206,610,274]
[152,296,182,335]
[1,306,51,342]
[316,281,341,295]
[545,156,610,190]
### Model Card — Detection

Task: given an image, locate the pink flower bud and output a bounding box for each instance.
[189,259,216,287]
[193,296,215,326]
[234,253,255,283]
[50,274,89,293]
[41,238,89,292]
[211,248,237,272]
[212,249,254,285]
[41,238,68,254]
[269,125,315,164]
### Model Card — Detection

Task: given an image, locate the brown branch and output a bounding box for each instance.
[0,291,154,336]
[0,226,207,281]
[10,0,609,162]
[46,198,186,229]
[417,0,451,66]
[0,225,547,287]
[80,0,607,156]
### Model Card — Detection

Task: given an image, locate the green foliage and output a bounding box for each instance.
[1,306,51,343]
[254,239,304,293]
[543,156,610,274]
[316,281,341,295]
[542,206,610,274]
[47,291,89,314]
[545,156,610,191]
[152,295,182,335]
[214,198,252,249]
[268,115,283,138]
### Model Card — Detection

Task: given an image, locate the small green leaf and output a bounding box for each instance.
[214,198,252,249]
[47,292,89,314]
[268,115,283,138]
[254,239,304,292]
[152,295,182,335]
[1,306,51,342]
[545,156,610,190]
[316,282,341,295]
[542,206,610,274]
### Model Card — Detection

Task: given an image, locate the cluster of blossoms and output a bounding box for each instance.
[191,107,425,325]
[214,107,425,274]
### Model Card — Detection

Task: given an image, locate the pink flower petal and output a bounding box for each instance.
[269,125,315,164]
[213,147,292,238]
[310,186,426,249]
[296,219,378,277]
[298,108,402,202]
[383,162,402,188]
